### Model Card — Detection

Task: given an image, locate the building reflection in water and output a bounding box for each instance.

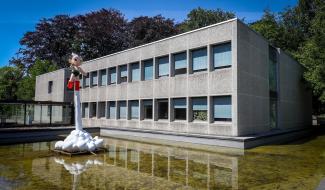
[30,138,239,189]
[103,138,238,189]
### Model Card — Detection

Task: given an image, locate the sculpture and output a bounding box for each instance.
[54,53,104,152]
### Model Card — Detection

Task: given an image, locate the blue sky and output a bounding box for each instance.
[0,0,298,67]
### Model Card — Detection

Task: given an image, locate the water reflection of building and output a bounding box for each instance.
[104,138,238,189]
[28,139,239,189]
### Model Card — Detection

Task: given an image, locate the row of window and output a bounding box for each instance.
[82,96,232,122]
[82,42,232,87]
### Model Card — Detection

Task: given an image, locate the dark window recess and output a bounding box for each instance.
[90,103,97,118]
[174,98,186,120]
[143,100,153,119]
[48,81,53,94]
[175,108,186,120]
[158,100,168,119]
[175,68,187,75]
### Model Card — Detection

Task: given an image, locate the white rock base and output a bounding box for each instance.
[54,129,103,152]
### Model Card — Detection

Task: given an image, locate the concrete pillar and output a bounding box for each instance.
[154,57,158,79]
[188,49,193,74]
[169,98,174,122]
[116,66,121,84]
[153,99,158,121]
[140,61,144,81]
[187,98,193,122]
[169,53,174,77]
[208,96,214,124]
[127,63,131,83]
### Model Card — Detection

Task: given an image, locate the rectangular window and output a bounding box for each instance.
[91,71,98,86]
[158,99,168,120]
[143,100,153,119]
[130,100,139,119]
[144,59,153,80]
[192,48,207,72]
[174,52,187,75]
[90,102,97,118]
[47,105,52,117]
[269,46,278,95]
[192,97,207,121]
[98,102,106,118]
[108,101,116,119]
[213,42,232,68]
[118,101,127,119]
[131,63,140,82]
[213,96,232,121]
[109,67,117,84]
[174,98,186,120]
[48,81,53,94]
[158,56,169,77]
[119,65,128,83]
[84,75,90,87]
[82,103,89,118]
[99,69,107,86]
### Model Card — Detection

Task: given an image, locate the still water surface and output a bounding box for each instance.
[1,135,325,190]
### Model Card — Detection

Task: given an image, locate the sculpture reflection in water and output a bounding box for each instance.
[54,156,103,190]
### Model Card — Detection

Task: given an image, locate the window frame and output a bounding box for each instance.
[157,56,170,78]
[99,69,107,86]
[119,65,128,83]
[173,98,187,121]
[143,59,154,81]
[191,47,208,73]
[173,52,187,76]
[108,67,117,85]
[213,96,232,122]
[143,99,153,120]
[212,42,232,69]
[191,97,208,122]
[157,99,169,120]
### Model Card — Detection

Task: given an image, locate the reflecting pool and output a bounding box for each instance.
[1,134,325,190]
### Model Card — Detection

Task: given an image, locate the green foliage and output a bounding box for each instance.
[16,59,58,100]
[250,0,325,106]
[193,111,207,121]
[178,7,235,32]
[0,66,22,100]
[297,1,325,103]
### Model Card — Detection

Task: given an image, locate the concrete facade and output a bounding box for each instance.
[35,18,312,147]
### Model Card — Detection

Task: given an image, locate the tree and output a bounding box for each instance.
[16,59,58,100]
[0,66,22,100]
[11,15,79,70]
[250,10,285,49]
[178,7,235,32]
[76,9,130,60]
[128,15,179,47]
[297,1,325,104]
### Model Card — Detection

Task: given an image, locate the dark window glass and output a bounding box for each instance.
[90,102,97,118]
[174,52,187,75]
[98,102,106,118]
[174,98,186,120]
[144,60,153,80]
[158,99,168,120]
[99,69,107,86]
[91,71,98,86]
[158,56,169,77]
[84,75,90,87]
[131,63,140,81]
[143,100,153,119]
[213,42,232,68]
[48,81,53,93]
[130,100,139,119]
[192,48,207,72]
[119,65,128,83]
[109,67,117,84]
[213,96,232,121]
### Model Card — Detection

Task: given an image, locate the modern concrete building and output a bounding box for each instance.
[35,18,312,148]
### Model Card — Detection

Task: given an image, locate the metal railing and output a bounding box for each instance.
[0,100,74,128]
